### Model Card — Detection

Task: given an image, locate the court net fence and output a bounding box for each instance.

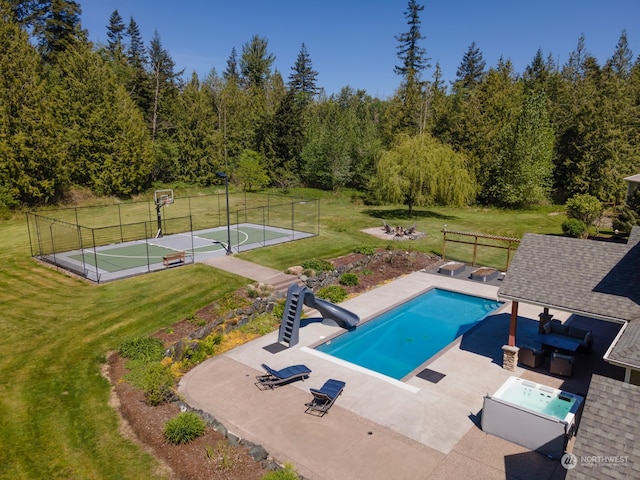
[26,192,319,282]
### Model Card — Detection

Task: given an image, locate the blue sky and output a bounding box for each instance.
[80,1,640,98]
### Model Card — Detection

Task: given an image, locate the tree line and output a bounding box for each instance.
[1,0,639,217]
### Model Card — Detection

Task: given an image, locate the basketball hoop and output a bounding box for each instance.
[154,189,174,207]
[154,189,174,238]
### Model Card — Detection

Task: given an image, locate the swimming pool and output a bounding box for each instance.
[315,288,503,380]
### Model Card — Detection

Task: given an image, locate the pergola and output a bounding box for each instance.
[497,229,640,379]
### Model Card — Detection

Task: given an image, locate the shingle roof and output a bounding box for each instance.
[498,233,640,323]
[607,322,640,367]
[568,375,640,479]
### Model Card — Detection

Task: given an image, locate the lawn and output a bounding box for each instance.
[0,188,568,479]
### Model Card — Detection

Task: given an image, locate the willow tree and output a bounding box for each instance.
[370,133,475,214]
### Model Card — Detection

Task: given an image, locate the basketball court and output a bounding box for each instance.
[51,223,313,283]
[27,189,319,283]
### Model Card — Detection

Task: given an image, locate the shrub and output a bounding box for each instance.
[124,361,175,406]
[561,218,587,238]
[118,337,165,362]
[316,285,347,303]
[565,194,603,226]
[272,301,285,321]
[180,334,223,368]
[261,463,299,480]
[352,245,375,255]
[164,412,206,445]
[301,259,333,272]
[339,272,359,286]
[612,205,640,236]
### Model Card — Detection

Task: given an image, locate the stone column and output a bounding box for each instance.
[502,345,519,371]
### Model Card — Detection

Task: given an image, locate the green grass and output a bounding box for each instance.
[0,189,569,479]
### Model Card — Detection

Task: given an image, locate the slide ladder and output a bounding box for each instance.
[278,283,360,347]
[278,283,305,346]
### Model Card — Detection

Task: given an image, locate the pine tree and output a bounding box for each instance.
[240,34,275,90]
[455,41,486,90]
[148,29,183,139]
[0,10,65,207]
[106,9,125,58]
[392,0,430,135]
[288,43,319,104]
[35,0,86,63]
[48,42,153,196]
[125,17,151,116]
[394,0,430,79]
[607,30,633,79]
[223,47,240,83]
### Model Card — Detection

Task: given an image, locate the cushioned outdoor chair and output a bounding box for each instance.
[255,363,311,390]
[518,343,545,369]
[305,379,346,416]
[550,352,575,377]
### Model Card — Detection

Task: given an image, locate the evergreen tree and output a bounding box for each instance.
[35,0,86,63]
[288,43,319,104]
[124,17,151,114]
[106,9,125,58]
[48,42,153,196]
[454,41,486,90]
[607,30,633,79]
[223,47,240,82]
[0,10,65,207]
[302,88,381,192]
[240,34,275,90]
[170,72,220,185]
[394,0,430,78]
[523,48,555,93]
[148,29,183,140]
[486,91,554,207]
[392,0,430,135]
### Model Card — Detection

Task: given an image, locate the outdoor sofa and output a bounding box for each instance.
[543,321,593,353]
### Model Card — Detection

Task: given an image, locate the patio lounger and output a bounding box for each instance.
[255,363,311,390]
[305,379,346,416]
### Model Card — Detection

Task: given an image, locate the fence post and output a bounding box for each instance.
[441,228,447,261]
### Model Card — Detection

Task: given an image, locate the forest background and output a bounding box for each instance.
[1,0,639,217]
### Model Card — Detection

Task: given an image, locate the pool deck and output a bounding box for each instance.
[179,263,620,479]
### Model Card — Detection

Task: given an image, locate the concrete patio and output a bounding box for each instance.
[179,266,624,480]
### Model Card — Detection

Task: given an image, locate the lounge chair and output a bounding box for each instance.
[255,363,311,390]
[305,379,346,416]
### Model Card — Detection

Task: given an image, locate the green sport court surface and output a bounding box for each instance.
[52,223,313,283]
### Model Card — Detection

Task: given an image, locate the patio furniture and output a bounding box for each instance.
[536,332,582,354]
[518,343,545,368]
[550,352,575,377]
[542,321,593,353]
[254,363,311,390]
[305,379,346,416]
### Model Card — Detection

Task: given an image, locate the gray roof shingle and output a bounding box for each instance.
[498,233,640,322]
[568,375,640,479]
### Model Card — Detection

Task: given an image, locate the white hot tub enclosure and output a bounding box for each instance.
[481,376,584,459]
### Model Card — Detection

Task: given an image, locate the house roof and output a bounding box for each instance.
[498,233,640,323]
[567,374,640,479]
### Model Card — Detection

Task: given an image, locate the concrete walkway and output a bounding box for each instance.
[202,255,299,292]
[180,263,587,479]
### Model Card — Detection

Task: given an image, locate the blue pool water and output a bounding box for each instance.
[315,288,503,380]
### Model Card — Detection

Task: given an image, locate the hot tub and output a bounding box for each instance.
[481,376,584,458]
